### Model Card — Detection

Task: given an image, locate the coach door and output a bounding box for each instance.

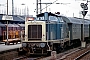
[3,31,6,40]
[22,30,25,40]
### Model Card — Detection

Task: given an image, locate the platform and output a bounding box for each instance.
[3,38,21,45]
[0,44,22,52]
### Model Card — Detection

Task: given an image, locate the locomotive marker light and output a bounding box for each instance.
[80,3,88,48]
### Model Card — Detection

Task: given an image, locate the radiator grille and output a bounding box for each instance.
[28,25,42,40]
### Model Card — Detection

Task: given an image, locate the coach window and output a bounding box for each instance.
[15,28,19,38]
[2,27,6,40]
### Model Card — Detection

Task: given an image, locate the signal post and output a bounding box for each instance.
[80,2,88,48]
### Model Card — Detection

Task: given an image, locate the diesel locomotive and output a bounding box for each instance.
[21,12,90,55]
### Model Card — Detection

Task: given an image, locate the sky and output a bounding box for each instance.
[0,0,90,19]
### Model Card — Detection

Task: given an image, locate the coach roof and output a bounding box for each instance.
[60,16,82,24]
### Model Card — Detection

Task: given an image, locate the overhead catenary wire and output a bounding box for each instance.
[40,0,58,11]
[40,0,90,11]
[37,0,72,16]
[37,0,89,17]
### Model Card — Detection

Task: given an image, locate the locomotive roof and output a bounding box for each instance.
[37,12,58,17]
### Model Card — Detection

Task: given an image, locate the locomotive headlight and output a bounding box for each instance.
[40,43,45,48]
[22,43,27,47]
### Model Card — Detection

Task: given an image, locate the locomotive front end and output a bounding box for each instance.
[22,21,48,55]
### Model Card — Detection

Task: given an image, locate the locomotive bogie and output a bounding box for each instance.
[22,42,48,55]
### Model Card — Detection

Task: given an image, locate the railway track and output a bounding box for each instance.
[79,52,90,60]
[13,56,37,60]
[0,45,47,60]
[74,50,90,60]
[38,47,82,60]
[57,44,90,60]
[38,44,90,60]
[0,49,18,60]
[0,48,43,60]
[13,56,46,60]
[1,44,90,60]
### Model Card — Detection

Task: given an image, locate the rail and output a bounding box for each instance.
[59,49,81,60]
[74,50,90,60]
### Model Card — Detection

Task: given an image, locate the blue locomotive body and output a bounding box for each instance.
[46,22,63,40]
